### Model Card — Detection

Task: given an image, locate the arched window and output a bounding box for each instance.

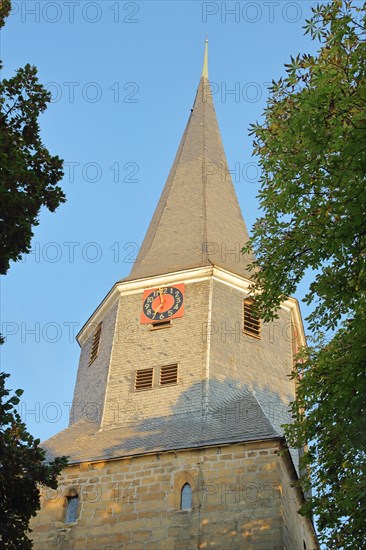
[180,483,192,510]
[65,494,79,523]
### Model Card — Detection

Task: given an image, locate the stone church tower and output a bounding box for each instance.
[31,43,318,549]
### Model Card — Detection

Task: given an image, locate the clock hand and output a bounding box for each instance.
[159,288,164,305]
[152,301,164,319]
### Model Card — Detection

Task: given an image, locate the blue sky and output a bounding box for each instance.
[1,0,319,442]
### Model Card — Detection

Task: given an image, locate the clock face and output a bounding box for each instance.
[141,284,185,323]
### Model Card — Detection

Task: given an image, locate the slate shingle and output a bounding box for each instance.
[125,76,254,282]
[43,393,280,464]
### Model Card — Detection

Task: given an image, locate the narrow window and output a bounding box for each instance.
[135,368,154,391]
[243,298,261,339]
[160,364,178,386]
[65,494,79,523]
[89,323,102,365]
[150,320,171,330]
[180,483,192,510]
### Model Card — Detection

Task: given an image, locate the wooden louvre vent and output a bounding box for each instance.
[243,299,261,339]
[150,320,171,330]
[135,368,154,391]
[160,364,178,386]
[89,323,102,365]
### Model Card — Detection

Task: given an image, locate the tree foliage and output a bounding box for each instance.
[244,1,366,547]
[0,0,65,275]
[0,373,68,548]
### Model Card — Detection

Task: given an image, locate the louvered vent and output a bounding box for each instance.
[243,299,261,339]
[150,320,171,330]
[160,364,178,386]
[89,323,102,365]
[135,368,154,391]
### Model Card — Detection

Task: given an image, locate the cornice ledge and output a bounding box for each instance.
[77,265,306,348]
[76,266,214,345]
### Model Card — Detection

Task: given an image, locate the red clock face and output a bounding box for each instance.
[141,284,185,324]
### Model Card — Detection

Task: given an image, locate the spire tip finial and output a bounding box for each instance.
[202,37,209,79]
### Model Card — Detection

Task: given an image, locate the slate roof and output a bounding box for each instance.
[125,68,254,282]
[43,393,280,464]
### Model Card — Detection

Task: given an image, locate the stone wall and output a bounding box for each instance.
[31,441,318,550]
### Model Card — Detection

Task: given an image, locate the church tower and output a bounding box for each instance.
[31,43,318,549]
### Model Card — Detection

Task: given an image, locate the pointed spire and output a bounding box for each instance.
[125,45,253,282]
[202,37,209,79]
